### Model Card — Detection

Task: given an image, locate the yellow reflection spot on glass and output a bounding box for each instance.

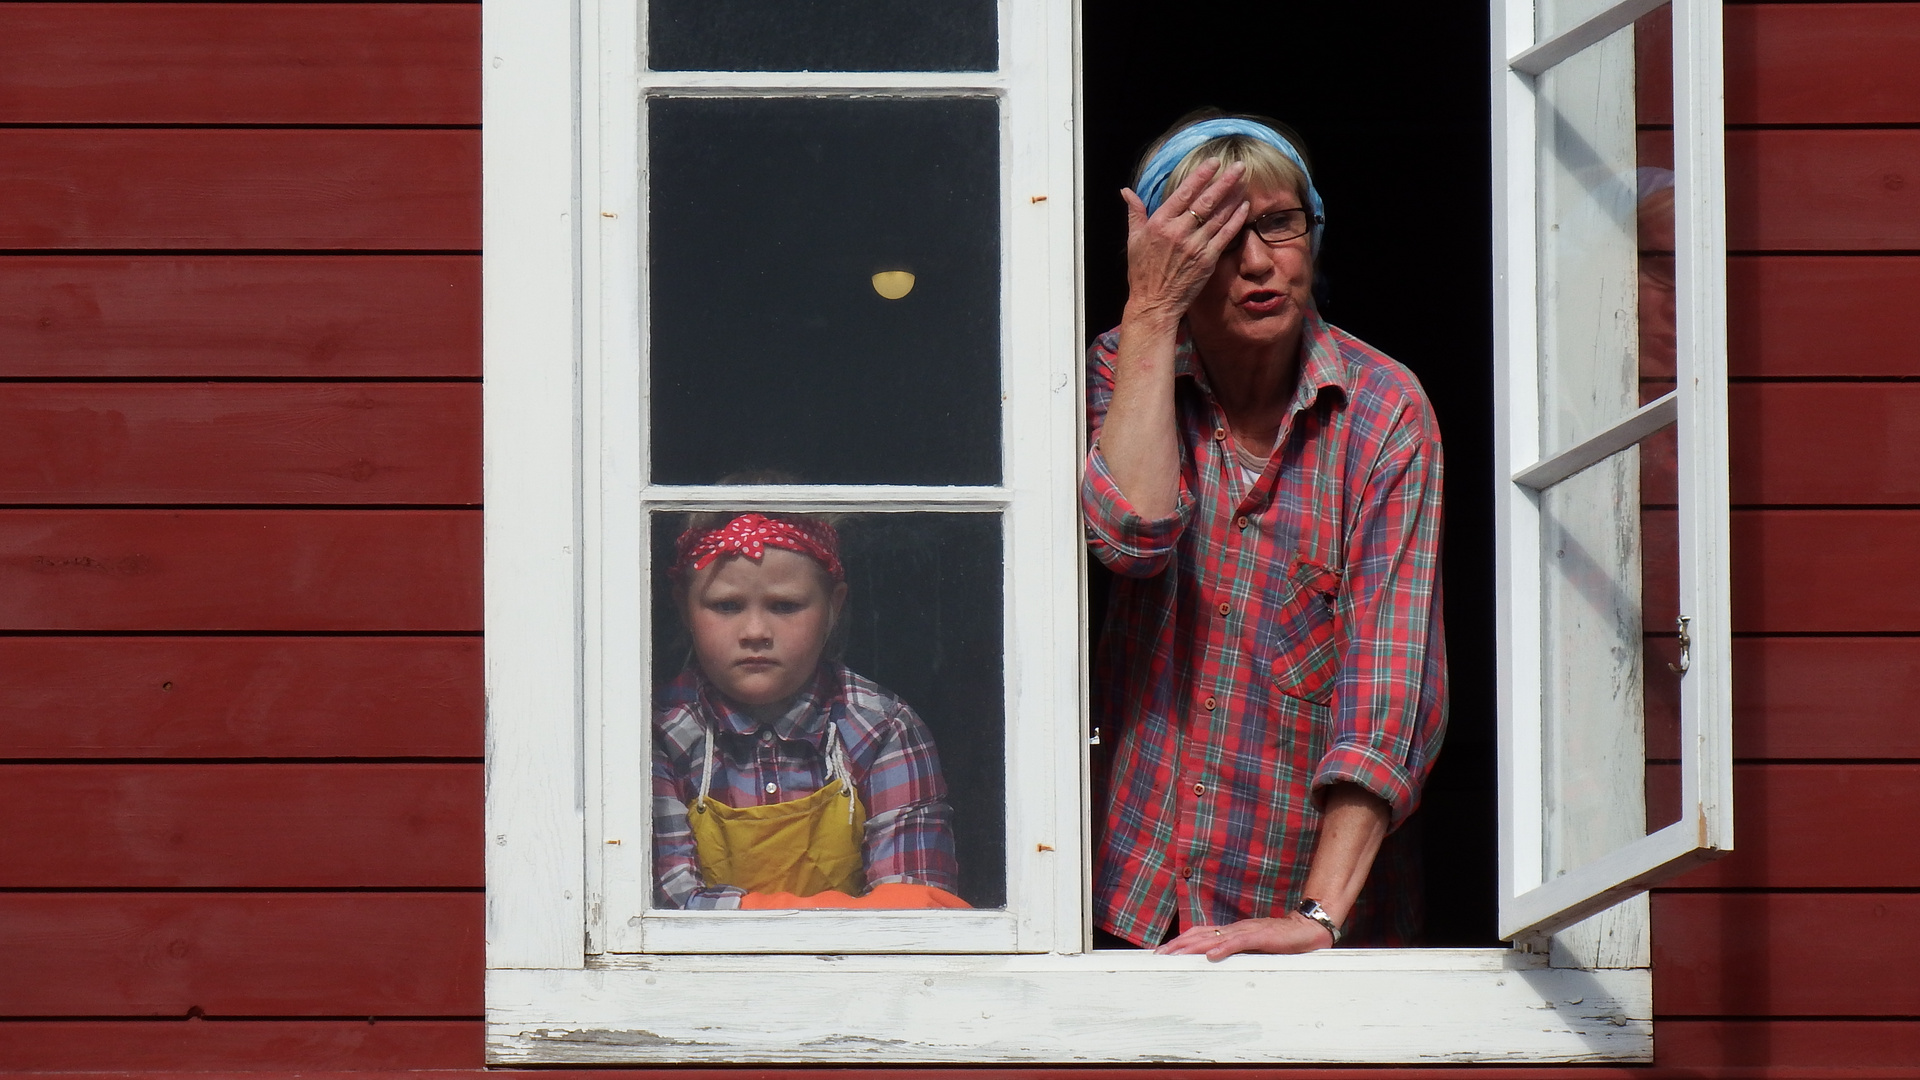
[871,270,916,300]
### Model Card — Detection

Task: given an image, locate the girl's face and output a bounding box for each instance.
[683,547,847,710]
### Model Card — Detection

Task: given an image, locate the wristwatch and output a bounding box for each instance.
[1296,898,1343,945]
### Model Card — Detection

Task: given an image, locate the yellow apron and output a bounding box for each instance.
[687,720,868,898]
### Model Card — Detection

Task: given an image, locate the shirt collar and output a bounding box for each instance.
[1175,311,1350,412]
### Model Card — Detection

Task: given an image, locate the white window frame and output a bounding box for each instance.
[484,0,1730,1063]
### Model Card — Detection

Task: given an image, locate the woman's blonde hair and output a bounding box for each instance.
[1136,108,1313,211]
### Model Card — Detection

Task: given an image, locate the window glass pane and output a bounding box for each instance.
[1536,5,1671,456]
[649,97,1002,486]
[1536,6,1682,881]
[648,0,998,72]
[648,508,1006,911]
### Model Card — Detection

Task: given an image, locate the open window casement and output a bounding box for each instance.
[487,0,1729,1066]
[1493,0,1734,964]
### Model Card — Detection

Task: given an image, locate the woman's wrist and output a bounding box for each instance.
[1120,300,1183,338]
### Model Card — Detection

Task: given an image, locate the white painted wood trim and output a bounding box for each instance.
[488,956,1652,1064]
[1508,0,1670,76]
[639,70,1007,92]
[1672,0,1736,856]
[483,0,587,971]
[1511,392,1676,491]
[637,485,1010,510]
[634,908,1019,953]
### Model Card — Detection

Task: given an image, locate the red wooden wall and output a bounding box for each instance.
[2,2,1917,1077]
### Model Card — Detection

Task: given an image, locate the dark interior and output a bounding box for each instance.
[1082,4,1500,946]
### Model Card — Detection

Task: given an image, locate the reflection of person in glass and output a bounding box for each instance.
[652,512,970,910]
[1084,111,1447,955]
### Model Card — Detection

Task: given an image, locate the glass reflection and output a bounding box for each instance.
[650,507,1005,910]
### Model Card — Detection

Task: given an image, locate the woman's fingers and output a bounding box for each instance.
[1200,198,1252,255]
[1154,157,1222,221]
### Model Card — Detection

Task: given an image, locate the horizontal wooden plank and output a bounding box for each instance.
[1653,892,1920,1016]
[0,764,480,887]
[0,892,481,1016]
[1639,384,1920,505]
[0,255,480,378]
[1646,765,1920,888]
[1658,1020,1920,1070]
[1645,637,1920,760]
[0,3,477,125]
[1728,130,1920,251]
[1729,256,1920,378]
[1641,4,1920,126]
[0,636,481,758]
[1643,510,1920,633]
[0,383,481,504]
[0,130,478,250]
[0,510,480,630]
[0,1019,481,1072]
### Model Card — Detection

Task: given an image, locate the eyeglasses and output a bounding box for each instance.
[1240,207,1323,245]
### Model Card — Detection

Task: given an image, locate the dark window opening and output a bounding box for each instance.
[1083,2,1499,947]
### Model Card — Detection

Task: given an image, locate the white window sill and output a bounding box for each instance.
[488,948,1651,1064]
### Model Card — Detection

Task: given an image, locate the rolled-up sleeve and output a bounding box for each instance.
[1081,333,1194,578]
[1311,396,1449,828]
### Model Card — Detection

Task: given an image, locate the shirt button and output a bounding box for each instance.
[1180,866,1194,880]
[1212,426,1227,441]
[1236,516,1250,529]
[1203,696,1217,711]
[1216,601,1231,616]
[1192,783,1205,796]
[764,781,778,794]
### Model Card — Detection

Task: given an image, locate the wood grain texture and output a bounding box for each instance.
[0,1020,481,1073]
[1645,637,1920,760]
[1639,384,1920,505]
[8,1069,1911,1080]
[0,130,478,250]
[1641,4,1920,126]
[1642,510,1920,633]
[0,510,480,630]
[1728,130,1920,251]
[0,636,481,758]
[0,3,477,125]
[0,383,481,504]
[1653,892,1920,1017]
[0,764,480,887]
[1729,256,1920,378]
[1646,765,1920,888]
[0,892,481,1016]
[0,256,480,378]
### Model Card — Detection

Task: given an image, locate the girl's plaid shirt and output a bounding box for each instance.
[1083,314,1448,946]
[651,663,959,909]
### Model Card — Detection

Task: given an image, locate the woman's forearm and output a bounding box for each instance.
[1300,783,1392,932]
[1098,305,1185,521]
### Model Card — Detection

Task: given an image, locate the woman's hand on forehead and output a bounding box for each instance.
[1121,158,1252,327]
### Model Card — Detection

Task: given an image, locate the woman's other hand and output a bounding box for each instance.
[1153,913,1335,961]
[1121,157,1251,328]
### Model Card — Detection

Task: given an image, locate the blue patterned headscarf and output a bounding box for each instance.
[1135,118,1325,254]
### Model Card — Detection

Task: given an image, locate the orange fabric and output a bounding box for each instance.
[739,882,972,910]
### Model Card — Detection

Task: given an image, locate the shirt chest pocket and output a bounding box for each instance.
[1266,559,1343,705]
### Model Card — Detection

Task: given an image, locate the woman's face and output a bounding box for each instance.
[1186,184,1315,354]
[684,548,846,708]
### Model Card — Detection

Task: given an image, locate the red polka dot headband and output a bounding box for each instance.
[673,513,845,582]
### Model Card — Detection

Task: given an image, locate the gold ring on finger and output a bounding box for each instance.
[1187,209,1207,226]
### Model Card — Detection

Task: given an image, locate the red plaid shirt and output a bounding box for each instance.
[1083,314,1447,946]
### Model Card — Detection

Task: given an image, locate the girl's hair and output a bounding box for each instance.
[1134,107,1314,218]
